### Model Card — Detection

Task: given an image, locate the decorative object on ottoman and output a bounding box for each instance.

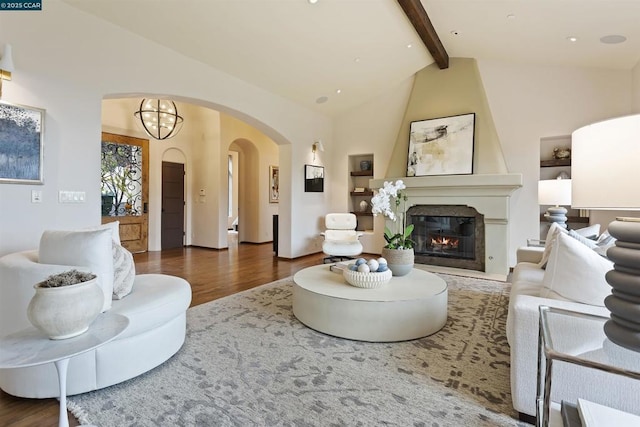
[342,257,392,288]
[27,270,104,340]
[343,268,392,289]
[371,179,415,276]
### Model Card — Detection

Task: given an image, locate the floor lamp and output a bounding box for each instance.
[538,178,572,229]
[572,114,640,352]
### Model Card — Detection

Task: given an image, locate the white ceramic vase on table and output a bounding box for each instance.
[27,277,104,340]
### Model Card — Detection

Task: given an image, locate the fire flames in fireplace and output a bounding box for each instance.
[430,236,459,250]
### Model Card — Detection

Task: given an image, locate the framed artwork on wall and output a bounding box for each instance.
[406,113,475,177]
[304,164,324,192]
[0,101,45,184]
[269,165,279,203]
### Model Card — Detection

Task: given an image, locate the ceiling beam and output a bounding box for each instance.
[397,0,449,69]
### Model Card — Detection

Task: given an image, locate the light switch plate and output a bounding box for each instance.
[31,190,42,203]
[59,191,86,203]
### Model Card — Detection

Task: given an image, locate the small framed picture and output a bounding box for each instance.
[0,101,45,184]
[304,164,324,192]
[269,165,279,203]
[407,113,475,177]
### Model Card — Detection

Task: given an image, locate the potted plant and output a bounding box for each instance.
[371,180,415,276]
[27,270,104,340]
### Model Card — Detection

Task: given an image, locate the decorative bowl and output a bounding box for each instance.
[343,268,392,289]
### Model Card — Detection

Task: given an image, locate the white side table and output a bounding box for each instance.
[0,313,129,427]
[537,306,640,427]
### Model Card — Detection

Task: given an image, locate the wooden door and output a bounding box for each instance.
[161,161,185,249]
[101,132,149,253]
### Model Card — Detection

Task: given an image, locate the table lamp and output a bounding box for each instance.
[572,113,640,352]
[538,178,572,229]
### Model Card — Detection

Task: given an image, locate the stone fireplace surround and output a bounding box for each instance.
[370,174,522,276]
[408,204,485,272]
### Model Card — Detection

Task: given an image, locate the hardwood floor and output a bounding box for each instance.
[0,240,326,427]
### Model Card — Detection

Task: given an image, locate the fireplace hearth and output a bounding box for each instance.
[408,205,485,271]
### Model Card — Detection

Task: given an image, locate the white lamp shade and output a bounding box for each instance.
[538,179,572,206]
[572,114,640,210]
[0,44,14,73]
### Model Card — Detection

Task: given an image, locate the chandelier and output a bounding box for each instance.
[134,99,184,140]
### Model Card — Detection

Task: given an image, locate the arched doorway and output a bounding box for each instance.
[101,96,280,252]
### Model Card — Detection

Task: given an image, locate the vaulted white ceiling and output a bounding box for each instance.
[64,0,640,117]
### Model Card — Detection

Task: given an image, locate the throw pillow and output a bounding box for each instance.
[568,229,598,249]
[538,223,569,268]
[112,242,135,299]
[39,229,114,312]
[540,232,613,306]
[594,230,617,258]
[574,223,601,240]
[84,221,121,245]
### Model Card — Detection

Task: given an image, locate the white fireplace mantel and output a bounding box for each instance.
[370,174,523,197]
[370,174,523,276]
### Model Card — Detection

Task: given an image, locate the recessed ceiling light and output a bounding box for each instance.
[566,36,578,42]
[354,57,361,63]
[336,89,342,94]
[600,34,627,44]
[407,43,413,48]
[308,0,318,4]
[506,14,516,20]
[316,96,328,104]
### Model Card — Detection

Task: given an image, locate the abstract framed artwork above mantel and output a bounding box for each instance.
[0,101,45,184]
[407,113,475,177]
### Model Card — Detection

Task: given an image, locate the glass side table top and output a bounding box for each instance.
[540,306,640,378]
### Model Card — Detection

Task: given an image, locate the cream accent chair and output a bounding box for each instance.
[0,249,191,398]
[321,213,364,263]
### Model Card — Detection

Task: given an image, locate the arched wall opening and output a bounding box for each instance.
[102,95,280,252]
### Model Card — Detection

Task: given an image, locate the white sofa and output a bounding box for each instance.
[507,239,640,419]
[0,250,192,398]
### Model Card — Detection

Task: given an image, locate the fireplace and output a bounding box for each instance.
[370,174,522,276]
[408,205,485,271]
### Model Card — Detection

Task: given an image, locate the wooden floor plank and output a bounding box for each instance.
[0,241,325,427]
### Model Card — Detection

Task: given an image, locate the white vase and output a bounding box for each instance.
[381,247,414,277]
[27,278,104,340]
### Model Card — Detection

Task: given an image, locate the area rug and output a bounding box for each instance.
[68,273,527,426]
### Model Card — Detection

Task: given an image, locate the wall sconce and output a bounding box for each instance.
[312,140,324,160]
[0,44,14,98]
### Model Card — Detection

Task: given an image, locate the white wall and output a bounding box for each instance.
[333,77,415,253]
[476,60,631,264]
[332,60,632,266]
[633,59,640,113]
[0,1,332,258]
